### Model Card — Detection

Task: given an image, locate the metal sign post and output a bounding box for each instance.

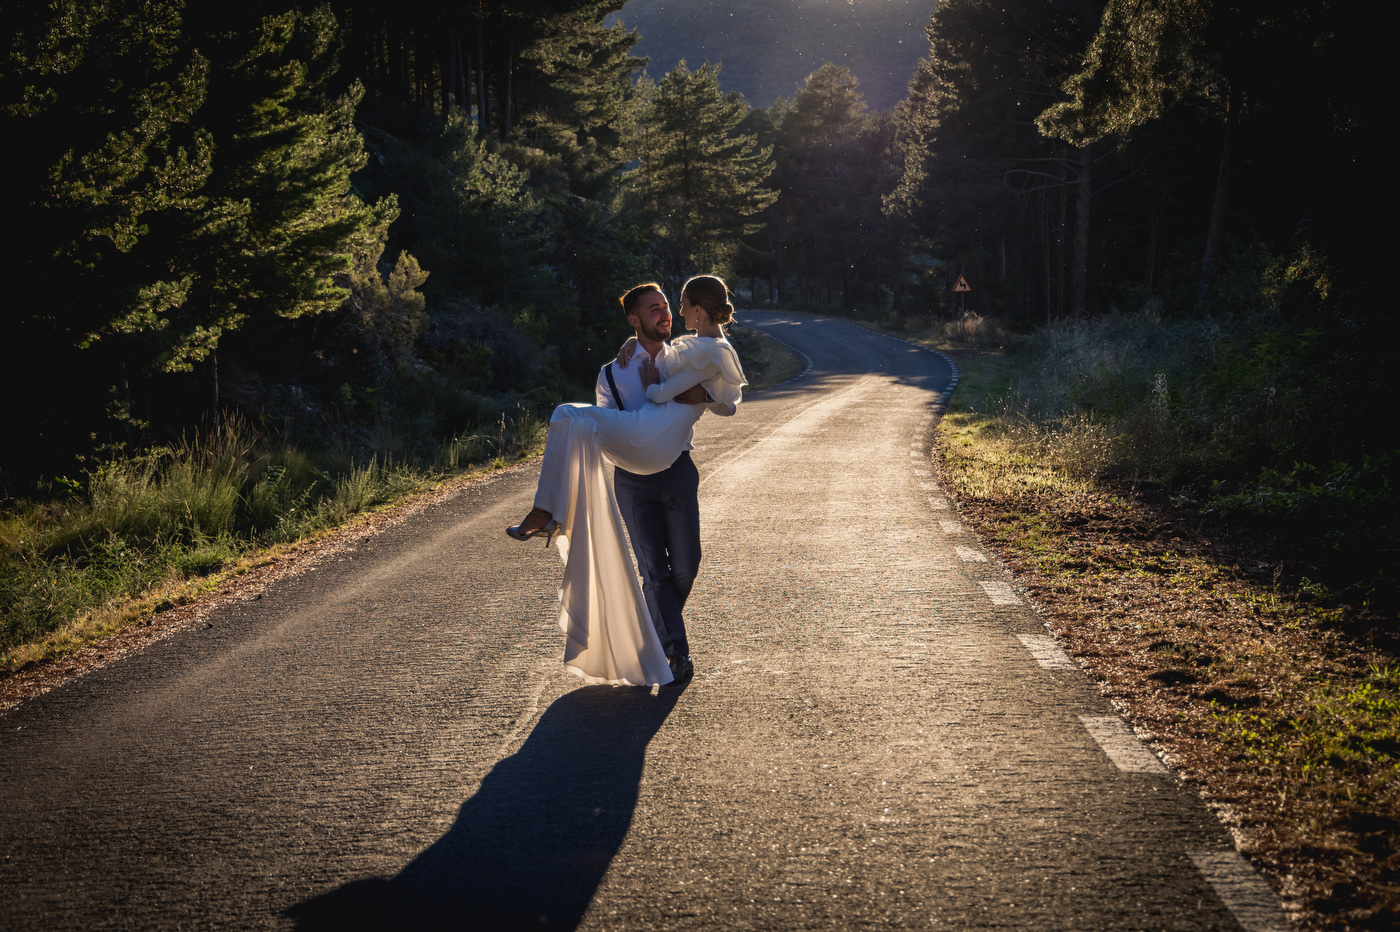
[952,274,972,318]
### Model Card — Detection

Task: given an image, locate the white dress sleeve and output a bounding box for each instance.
[645,336,747,405]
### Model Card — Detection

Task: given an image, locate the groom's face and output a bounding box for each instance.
[629,289,673,343]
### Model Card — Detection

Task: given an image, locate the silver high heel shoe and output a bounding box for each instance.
[506,512,561,548]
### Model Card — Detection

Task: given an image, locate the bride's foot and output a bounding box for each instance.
[506,508,560,547]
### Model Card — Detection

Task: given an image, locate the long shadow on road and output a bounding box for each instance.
[289,682,685,931]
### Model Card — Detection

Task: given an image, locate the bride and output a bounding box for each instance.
[506,275,747,687]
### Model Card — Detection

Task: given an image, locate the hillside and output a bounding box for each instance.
[610,0,934,110]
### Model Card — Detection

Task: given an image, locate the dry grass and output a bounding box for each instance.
[887,310,1016,352]
[938,349,1400,931]
[729,322,806,390]
[0,411,548,675]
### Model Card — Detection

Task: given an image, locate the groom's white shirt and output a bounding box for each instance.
[595,344,735,454]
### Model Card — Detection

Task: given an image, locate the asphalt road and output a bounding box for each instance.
[0,313,1288,930]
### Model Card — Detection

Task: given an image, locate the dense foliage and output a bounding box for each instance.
[5,1,398,478]
[882,0,1390,603]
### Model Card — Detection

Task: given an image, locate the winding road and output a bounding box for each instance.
[0,313,1288,930]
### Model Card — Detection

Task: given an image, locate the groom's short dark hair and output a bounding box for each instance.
[620,282,664,320]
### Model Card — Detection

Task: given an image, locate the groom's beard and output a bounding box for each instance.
[638,319,671,343]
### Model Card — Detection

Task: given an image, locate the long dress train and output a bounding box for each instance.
[532,336,746,687]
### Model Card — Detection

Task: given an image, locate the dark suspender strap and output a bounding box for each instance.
[604,362,624,411]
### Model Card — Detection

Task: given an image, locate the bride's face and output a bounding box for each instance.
[680,295,708,332]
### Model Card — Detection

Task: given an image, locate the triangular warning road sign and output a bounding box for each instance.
[952,274,972,293]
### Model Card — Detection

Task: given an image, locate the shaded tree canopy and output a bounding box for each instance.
[622,60,777,282]
[752,64,901,310]
[1038,0,1378,311]
[888,0,1102,318]
[4,1,391,474]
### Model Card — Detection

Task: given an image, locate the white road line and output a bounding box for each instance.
[920,482,939,490]
[939,520,963,534]
[1016,634,1075,668]
[954,546,987,563]
[980,581,1021,605]
[1079,716,1168,774]
[928,497,949,510]
[913,468,931,477]
[1189,851,1290,932]
[909,450,922,457]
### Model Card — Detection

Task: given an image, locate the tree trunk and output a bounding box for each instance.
[1195,81,1240,314]
[443,31,456,112]
[120,364,134,451]
[1036,186,1053,325]
[1070,143,1091,318]
[475,24,489,134]
[456,29,469,112]
[413,31,425,105]
[1145,174,1163,288]
[393,27,407,104]
[463,39,473,117]
[1056,151,1068,320]
[776,247,785,304]
[207,348,220,429]
[500,37,513,138]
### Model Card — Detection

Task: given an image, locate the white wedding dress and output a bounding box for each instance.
[531,336,746,686]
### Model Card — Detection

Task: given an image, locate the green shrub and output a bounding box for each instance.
[0,407,539,658]
[1209,456,1398,580]
[983,244,1398,604]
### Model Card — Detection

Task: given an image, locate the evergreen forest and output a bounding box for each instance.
[3,0,1392,624]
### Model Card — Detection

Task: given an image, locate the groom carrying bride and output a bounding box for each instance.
[507,275,745,687]
[596,282,737,684]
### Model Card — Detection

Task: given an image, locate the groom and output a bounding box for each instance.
[596,282,735,684]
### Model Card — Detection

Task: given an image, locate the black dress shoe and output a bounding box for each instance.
[666,654,694,684]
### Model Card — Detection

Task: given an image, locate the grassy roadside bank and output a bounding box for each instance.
[923,339,1398,930]
[0,411,547,676]
[729,320,807,389]
[0,325,803,680]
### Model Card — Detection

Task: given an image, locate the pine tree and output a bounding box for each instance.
[3,0,212,470]
[622,61,777,280]
[393,109,545,307]
[889,0,1101,319]
[769,64,886,309]
[517,0,646,197]
[167,7,382,403]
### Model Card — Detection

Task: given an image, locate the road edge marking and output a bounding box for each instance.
[1079,715,1169,774]
[1016,633,1076,667]
[1189,850,1291,932]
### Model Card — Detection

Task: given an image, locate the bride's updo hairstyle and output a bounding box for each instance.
[681,274,735,329]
